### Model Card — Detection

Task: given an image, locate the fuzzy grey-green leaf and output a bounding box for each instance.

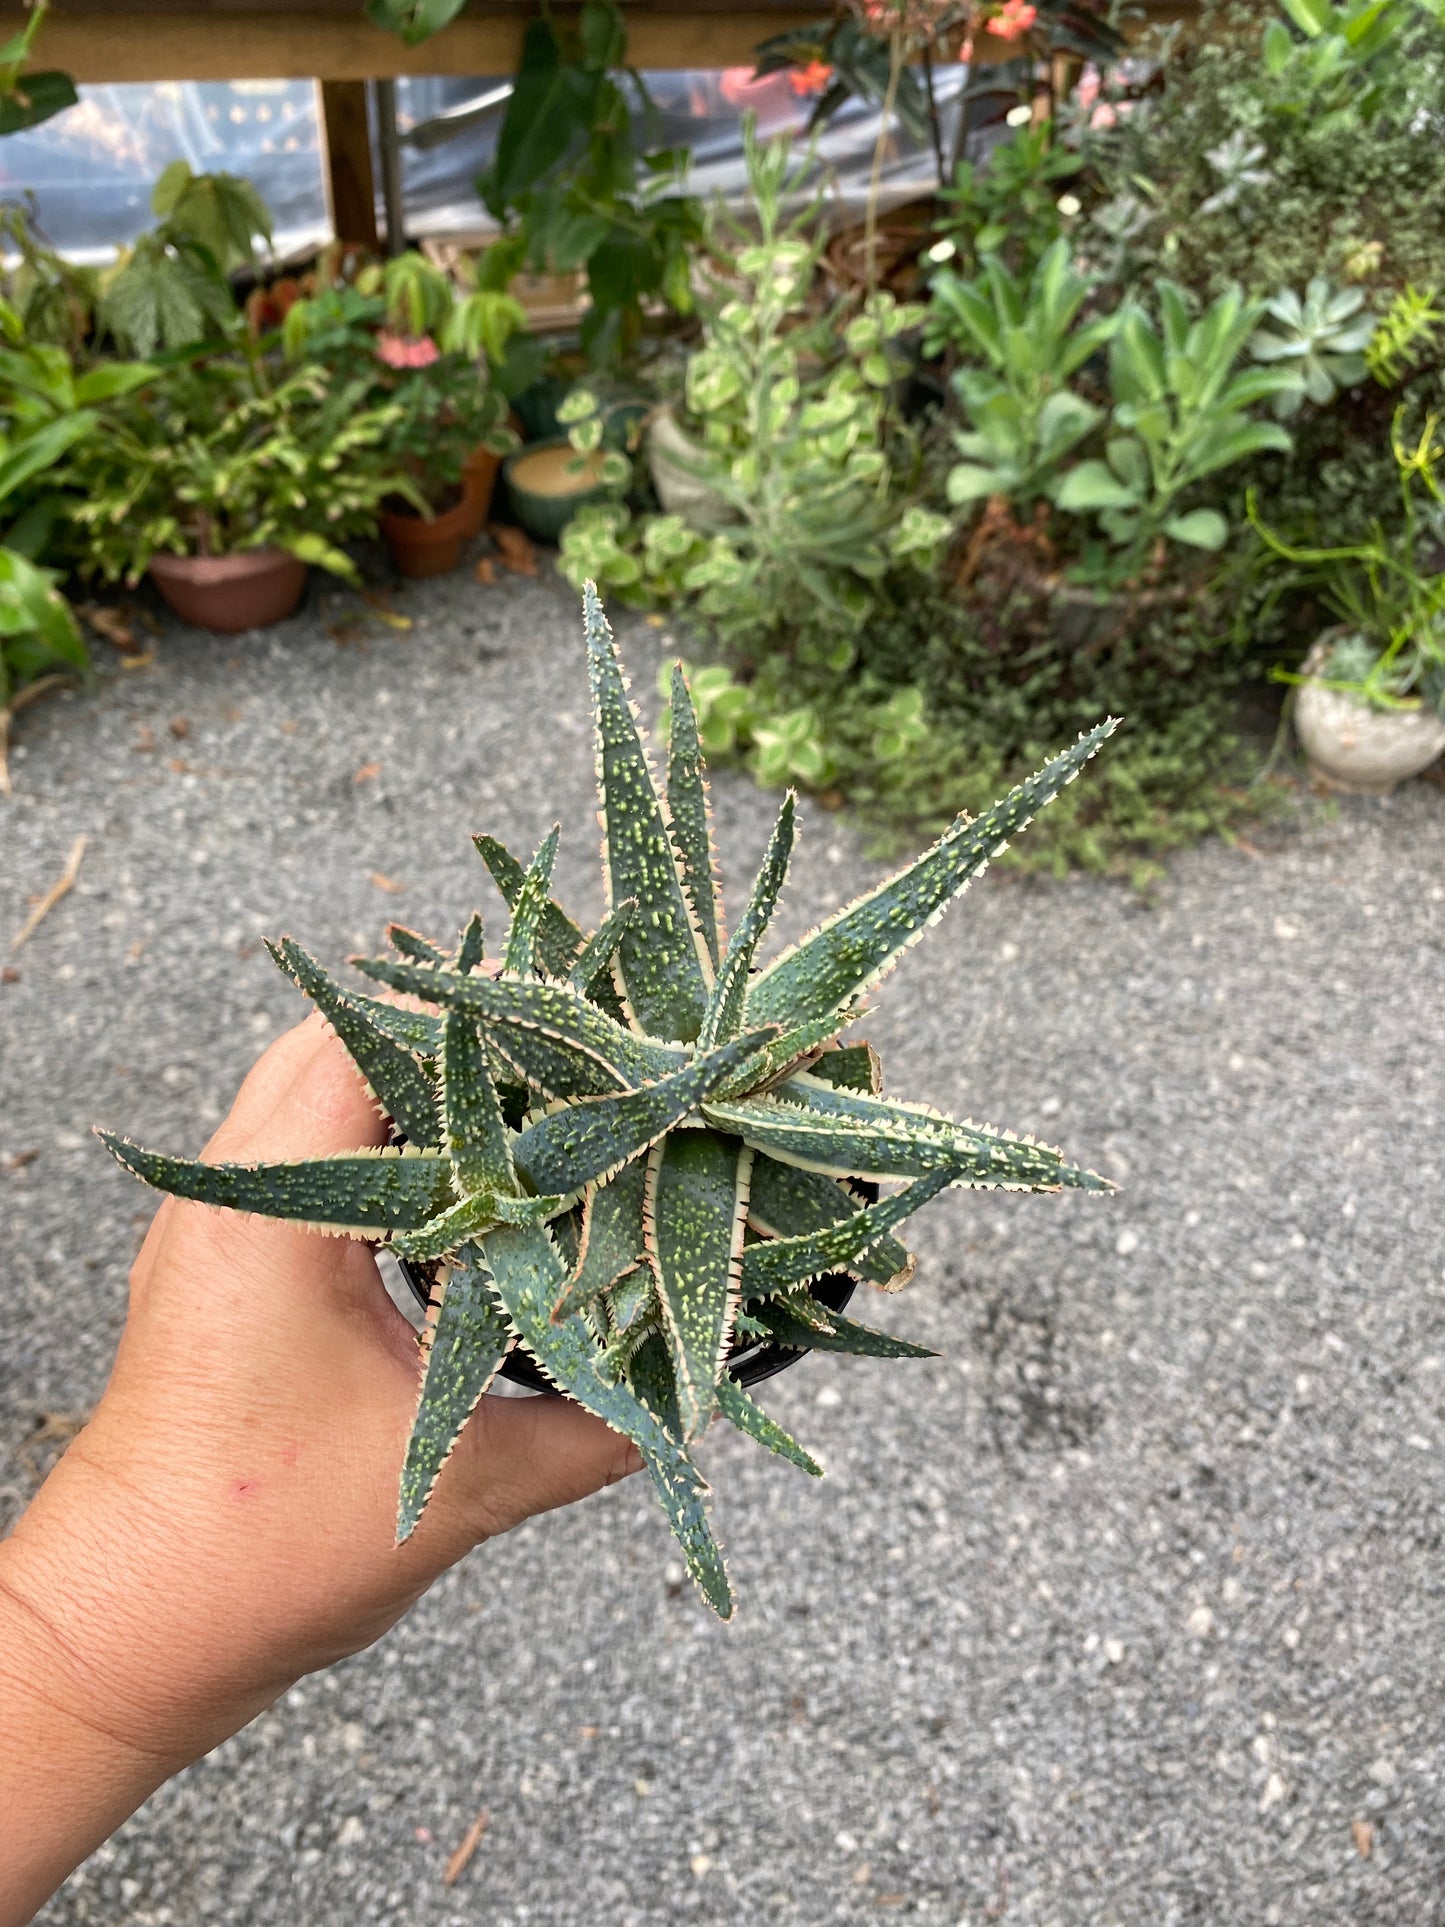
[747,1156,912,1291]
[396,1254,513,1542]
[647,1130,752,1440]
[700,791,795,1048]
[740,1166,954,1297]
[666,662,723,972]
[716,1376,823,1476]
[502,825,560,979]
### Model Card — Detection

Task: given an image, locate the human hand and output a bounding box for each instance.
[0,1014,638,1924]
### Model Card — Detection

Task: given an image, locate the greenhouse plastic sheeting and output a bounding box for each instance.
[1,65,969,266]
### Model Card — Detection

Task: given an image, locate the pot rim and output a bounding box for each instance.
[148,545,302,585]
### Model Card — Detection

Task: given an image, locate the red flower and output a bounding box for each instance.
[377,331,440,370]
[986,0,1038,38]
[788,59,835,96]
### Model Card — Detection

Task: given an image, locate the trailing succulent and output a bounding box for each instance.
[100,589,1113,1618]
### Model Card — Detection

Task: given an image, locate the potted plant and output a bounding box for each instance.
[68,356,420,631]
[1250,409,1445,791]
[283,255,525,579]
[98,584,1113,1618]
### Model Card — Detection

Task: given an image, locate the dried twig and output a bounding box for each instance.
[11,834,86,951]
[442,1807,489,1886]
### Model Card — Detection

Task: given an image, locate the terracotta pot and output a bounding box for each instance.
[380,479,479,579]
[1294,636,1445,793]
[148,547,307,633]
[458,446,503,539]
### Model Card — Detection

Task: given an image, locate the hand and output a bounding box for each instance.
[0,1015,639,1925]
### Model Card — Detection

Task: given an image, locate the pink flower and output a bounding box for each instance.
[788,58,834,96]
[377,330,440,370]
[986,0,1037,39]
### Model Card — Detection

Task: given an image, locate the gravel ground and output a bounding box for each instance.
[3,567,1443,1927]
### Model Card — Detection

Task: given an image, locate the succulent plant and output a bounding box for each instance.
[99,587,1113,1618]
[1250,276,1376,417]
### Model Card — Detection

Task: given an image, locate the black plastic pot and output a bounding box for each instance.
[396,1255,858,1395]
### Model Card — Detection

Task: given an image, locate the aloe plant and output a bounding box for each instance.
[99,588,1113,1617]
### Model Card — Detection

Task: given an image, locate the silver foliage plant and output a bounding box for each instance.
[100,587,1115,1618]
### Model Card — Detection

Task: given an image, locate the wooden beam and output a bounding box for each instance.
[318,79,378,249]
[7,9,822,80]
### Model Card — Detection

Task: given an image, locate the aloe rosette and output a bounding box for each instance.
[100,586,1114,1618]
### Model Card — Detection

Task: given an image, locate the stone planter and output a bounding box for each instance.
[646,408,737,532]
[1294,637,1445,792]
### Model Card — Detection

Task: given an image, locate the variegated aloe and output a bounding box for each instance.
[100,586,1114,1619]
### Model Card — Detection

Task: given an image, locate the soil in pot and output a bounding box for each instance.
[149,547,307,633]
[1294,637,1445,792]
[504,440,610,544]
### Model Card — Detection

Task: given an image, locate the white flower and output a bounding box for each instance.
[1006,103,1033,127]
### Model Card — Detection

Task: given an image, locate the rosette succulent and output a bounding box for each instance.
[100,587,1113,1618]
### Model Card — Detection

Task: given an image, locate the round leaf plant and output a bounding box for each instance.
[101,587,1115,1618]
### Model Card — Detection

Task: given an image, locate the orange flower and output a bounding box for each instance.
[788,59,835,96]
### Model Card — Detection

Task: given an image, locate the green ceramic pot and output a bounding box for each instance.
[503,439,611,544]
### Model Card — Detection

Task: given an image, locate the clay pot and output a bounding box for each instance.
[1294,636,1445,793]
[149,547,307,633]
[459,445,503,539]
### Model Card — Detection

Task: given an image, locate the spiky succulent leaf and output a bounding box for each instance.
[739,1166,954,1298]
[396,1253,513,1542]
[711,1010,848,1101]
[97,1134,452,1236]
[514,1029,774,1199]
[390,1188,565,1263]
[474,830,628,1024]
[707,1081,1107,1191]
[482,1221,731,1615]
[389,924,447,966]
[748,1156,912,1291]
[811,1042,882,1095]
[502,825,559,978]
[586,583,709,1041]
[716,1376,824,1476]
[551,1156,649,1322]
[457,912,485,973]
[665,663,723,972]
[338,992,442,1058]
[746,722,1117,1031]
[646,1130,753,1440]
[756,1301,936,1358]
[700,791,796,1048]
[355,958,681,1096]
[266,937,440,1148]
[608,1262,654,1335]
[439,1009,515,1196]
[567,898,636,999]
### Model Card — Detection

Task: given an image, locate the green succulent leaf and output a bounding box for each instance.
[550,1156,650,1322]
[699,791,795,1049]
[747,1156,912,1291]
[396,1254,513,1544]
[755,1301,936,1359]
[567,898,636,1000]
[391,1188,566,1262]
[389,924,448,967]
[809,1042,882,1095]
[439,1009,516,1196]
[97,1135,452,1236]
[665,662,724,972]
[482,1221,732,1617]
[474,829,627,1022]
[745,723,1117,1031]
[716,1376,823,1476]
[502,825,560,979]
[515,1027,776,1198]
[586,582,709,1041]
[646,1130,753,1440]
[266,938,440,1148]
[739,1166,954,1298]
[457,912,486,974]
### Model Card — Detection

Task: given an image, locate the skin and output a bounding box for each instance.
[0,1016,640,1926]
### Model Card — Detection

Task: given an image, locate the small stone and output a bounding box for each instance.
[1186,1605,1215,1639]
[1258,1771,1288,1813]
[1369,1757,1397,1786]
[1103,1638,1125,1666]
[815,1385,842,1408]
[690,1854,713,1877]
[1115,1229,1139,1257]
[1282,1627,1301,1650]
[834,1831,859,1853]
[335,1816,366,1847]
[340,1722,365,1752]
[1273,917,1300,941]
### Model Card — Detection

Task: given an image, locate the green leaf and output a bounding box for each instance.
[747,1156,912,1292]
[746,724,1118,1032]
[396,1254,513,1542]
[365,0,469,47]
[1163,508,1229,551]
[0,413,96,509]
[390,1188,566,1262]
[566,898,635,1000]
[0,71,78,139]
[353,958,680,1097]
[266,938,440,1149]
[550,1156,649,1321]
[514,1027,776,1198]
[457,912,485,974]
[475,829,627,1024]
[481,19,605,217]
[710,1010,845,1101]
[809,1043,881,1095]
[756,1302,936,1359]
[389,925,449,968]
[439,1009,515,1196]
[1054,460,1140,512]
[646,1131,752,1440]
[699,791,795,1049]
[98,1135,452,1236]
[715,1376,823,1476]
[739,1167,955,1298]
[502,825,560,978]
[586,582,708,1041]
[666,663,723,971]
[482,1222,733,1617]
[707,1080,1108,1191]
